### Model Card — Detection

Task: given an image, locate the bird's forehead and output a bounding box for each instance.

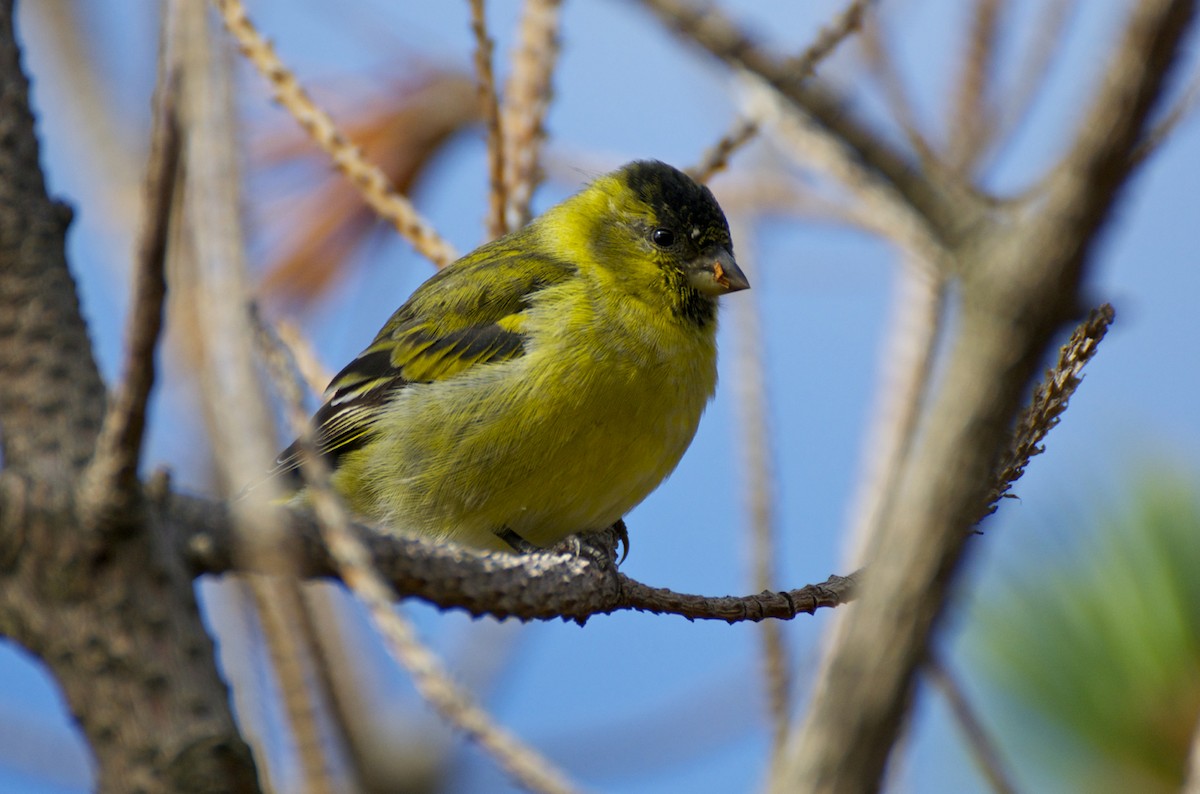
[640,183,728,239]
[612,161,732,248]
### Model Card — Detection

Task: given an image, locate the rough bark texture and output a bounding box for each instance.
[0,476,259,793]
[0,0,104,476]
[0,2,259,791]
[774,1,1197,791]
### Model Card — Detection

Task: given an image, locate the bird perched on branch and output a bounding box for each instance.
[275,160,748,553]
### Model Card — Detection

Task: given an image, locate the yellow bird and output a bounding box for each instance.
[277,160,748,552]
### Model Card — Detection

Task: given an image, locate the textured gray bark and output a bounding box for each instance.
[0,2,259,791]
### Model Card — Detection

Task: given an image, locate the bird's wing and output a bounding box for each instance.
[274,242,575,477]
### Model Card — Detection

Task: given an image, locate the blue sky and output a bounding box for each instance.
[4,0,1199,791]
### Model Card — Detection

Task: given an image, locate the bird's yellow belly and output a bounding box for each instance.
[337,330,716,551]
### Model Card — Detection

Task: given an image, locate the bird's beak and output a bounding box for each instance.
[687,246,750,296]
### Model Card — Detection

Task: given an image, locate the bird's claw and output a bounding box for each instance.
[498,521,629,566]
[495,526,540,554]
[612,519,630,565]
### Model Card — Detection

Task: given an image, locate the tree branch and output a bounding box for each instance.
[633,0,970,247]
[926,655,1018,794]
[210,0,458,267]
[0,0,106,474]
[844,261,946,563]
[0,3,262,789]
[774,2,1195,791]
[500,0,562,231]
[984,303,1114,518]
[469,0,508,239]
[178,495,859,624]
[946,0,1003,175]
[81,21,181,529]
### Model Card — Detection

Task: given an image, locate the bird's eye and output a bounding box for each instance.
[651,228,676,247]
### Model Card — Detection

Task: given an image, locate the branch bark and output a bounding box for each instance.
[774,1,1196,791]
[0,0,105,475]
[81,16,180,529]
[0,3,259,790]
[177,493,859,624]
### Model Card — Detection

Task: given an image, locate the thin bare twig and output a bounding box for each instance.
[947,0,1003,174]
[745,79,947,263]
[727,222,791,756]
[709,166,928,236]
[256,322,581,794]
[844,260,946,566]
[859,13,939,169]
[990,0,1078,168]
[469,0,508,239]
[298,584,451,793]
[688,118,758,184]
[1130,68,1200,167]
[619,571,859,622]
[179,0,280,513]
[177,4,343,788]
[634,0,963,244]
[247,575,348,793]
[210,0,458,267]
[784,0,870,77]
[927,656,1019,794]
[275,317,333,395]
[983,304,1114,519]
[688,0,870,184]
[82,13,181,528]
[501,0,563,230]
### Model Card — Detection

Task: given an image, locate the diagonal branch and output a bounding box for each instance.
[1029,2,1196,272]
[469,0,508,239]
[688,0,869,184]
[210,0,458,267]
[844,260,946,564]
[501,0,563,231]
[984,304,1114,518]
[989,0,1079,171]
[1129,67,1200,167]
[177,3,343,787]
[747,81,947,263]
[926,655,1019,794]
[179,496,860,624]
[859,11,939,169]
[258,312,582,794]
[688,118,758,184]
[782,0,870,78]
[81,26,182,528]
[774,2,1196,791]
[946,0,1003,175]
[0,0,107,475]
[633,0,968,247]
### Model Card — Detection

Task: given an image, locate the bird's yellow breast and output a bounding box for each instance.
[332,277,718,551]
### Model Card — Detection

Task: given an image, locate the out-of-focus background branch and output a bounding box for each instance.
[0,0,1198,792]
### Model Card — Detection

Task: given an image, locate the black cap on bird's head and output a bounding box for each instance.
[617,160,749,297]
